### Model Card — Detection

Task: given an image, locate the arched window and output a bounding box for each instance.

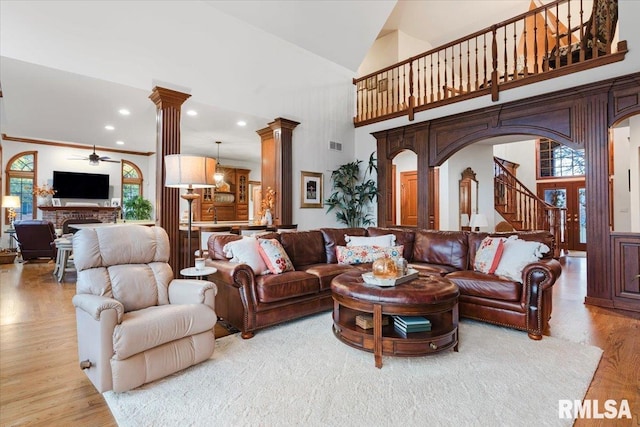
[5,151,37,221]
[122,160,143,204]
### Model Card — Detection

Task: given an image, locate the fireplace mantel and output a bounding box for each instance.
[39,206,121,227]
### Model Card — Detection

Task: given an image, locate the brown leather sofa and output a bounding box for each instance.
[13,219,57,260]
[206,227,561,340]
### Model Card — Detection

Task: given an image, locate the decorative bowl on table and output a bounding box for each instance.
[362,268,419,287]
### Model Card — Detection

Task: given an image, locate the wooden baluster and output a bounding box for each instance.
[357,82,362,122]
[513,23,518,79]
[554,4,561,66]
[567,0,573,65]
[523,16,529,76]
[416,59,421,107]
[475,38,479,90]
[466,40,471,93]
[491,26,499,101]
[579,0,585,62]
[437,53,442,101]
[533,14,539,74]
[459,43,463,94]
[430,55,435,103]
[402,64,407,109]
[503,26,508,82]
[443,48,448,99]
[408,62,415,120]
[543,7,550,71]
[395,68,399,113]
[385,71,390,115]
[391,69,396,113]
[483,33,488,87]
[423,57,428,104]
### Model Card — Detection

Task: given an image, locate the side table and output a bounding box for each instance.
[180,266,217,280]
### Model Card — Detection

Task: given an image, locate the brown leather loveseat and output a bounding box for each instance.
[206,227,561,340]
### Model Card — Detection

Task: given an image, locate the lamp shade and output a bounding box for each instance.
[460,213,470,227]
[469,213,489,229]
[164,155,216,188]
[2,196,21,208]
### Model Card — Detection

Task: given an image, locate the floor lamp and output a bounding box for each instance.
[164,155,216,267]
[2,196,20,229]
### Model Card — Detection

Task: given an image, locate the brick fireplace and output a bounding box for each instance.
[39,206,120,228]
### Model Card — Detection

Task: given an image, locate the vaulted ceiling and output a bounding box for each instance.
[0,1,532,163]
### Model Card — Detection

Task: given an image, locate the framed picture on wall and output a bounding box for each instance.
[300,171,323,208]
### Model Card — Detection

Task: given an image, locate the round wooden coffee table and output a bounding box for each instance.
[331,270,459,368]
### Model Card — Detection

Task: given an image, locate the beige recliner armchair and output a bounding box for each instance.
[72,225,217,393]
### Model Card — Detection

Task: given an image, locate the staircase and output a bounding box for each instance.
[494,157,566,257]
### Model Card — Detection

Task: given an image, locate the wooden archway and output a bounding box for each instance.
[373,72,640,312]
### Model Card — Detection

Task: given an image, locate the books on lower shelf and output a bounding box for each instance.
[393,315,431,334]
[355,314,390,330]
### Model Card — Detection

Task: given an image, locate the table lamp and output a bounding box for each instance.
[2,196,21,228]
[164,155,216,265]
[469,213,488,232]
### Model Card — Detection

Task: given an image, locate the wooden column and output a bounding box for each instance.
[149,86,191,275]
[257,118,299,225]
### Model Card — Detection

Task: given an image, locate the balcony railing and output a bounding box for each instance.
[354,0,623,126]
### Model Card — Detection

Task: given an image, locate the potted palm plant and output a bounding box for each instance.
[123,196,153,221]
[325,152,378,227]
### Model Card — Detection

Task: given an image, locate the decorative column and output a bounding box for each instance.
[257,118,299,225]
[149,86,191,274]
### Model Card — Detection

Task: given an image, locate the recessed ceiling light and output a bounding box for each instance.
[237,120,247,127]
[119,109,130,115]
[186,110,198,116]
[104,125,115,130]
[116,140,125,145]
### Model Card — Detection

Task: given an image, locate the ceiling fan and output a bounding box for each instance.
[70,145,120,165]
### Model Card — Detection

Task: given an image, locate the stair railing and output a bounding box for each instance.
[494,157,566,256]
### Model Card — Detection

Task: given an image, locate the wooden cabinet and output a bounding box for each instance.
[194,167,250,222]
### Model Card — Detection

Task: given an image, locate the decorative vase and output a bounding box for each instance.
[37,195,53,207]
[372,257,398,279]
[264,209,273,226]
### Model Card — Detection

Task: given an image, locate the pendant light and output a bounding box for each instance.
[214,141,225,185]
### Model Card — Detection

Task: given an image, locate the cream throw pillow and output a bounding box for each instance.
[494,236,550,282]
[222,236,270,275]
[345,234,396,247]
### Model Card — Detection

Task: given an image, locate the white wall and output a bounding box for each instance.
[612,126,632,231]
[439,144,495,231]
[629,116,640,232]
[1,140,154,246]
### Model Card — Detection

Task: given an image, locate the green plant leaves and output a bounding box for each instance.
[325,152,378,227]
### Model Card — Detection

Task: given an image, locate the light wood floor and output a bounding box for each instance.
[1,256,638,426]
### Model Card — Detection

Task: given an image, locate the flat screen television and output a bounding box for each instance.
[53,171,109,199]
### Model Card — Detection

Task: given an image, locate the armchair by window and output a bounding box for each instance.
[72,225,217,392]
[13,220,57,260]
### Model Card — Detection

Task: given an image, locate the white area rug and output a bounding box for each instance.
[104,313,602,427]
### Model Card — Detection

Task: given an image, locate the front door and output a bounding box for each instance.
[538,180,586,251]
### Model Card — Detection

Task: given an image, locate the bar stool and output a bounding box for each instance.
[53,236,74,282]
[237,224,268,236]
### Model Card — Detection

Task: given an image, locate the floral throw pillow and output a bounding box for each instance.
[336,245,404,265]
[257,238,295,274]
[474,237,506,274]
